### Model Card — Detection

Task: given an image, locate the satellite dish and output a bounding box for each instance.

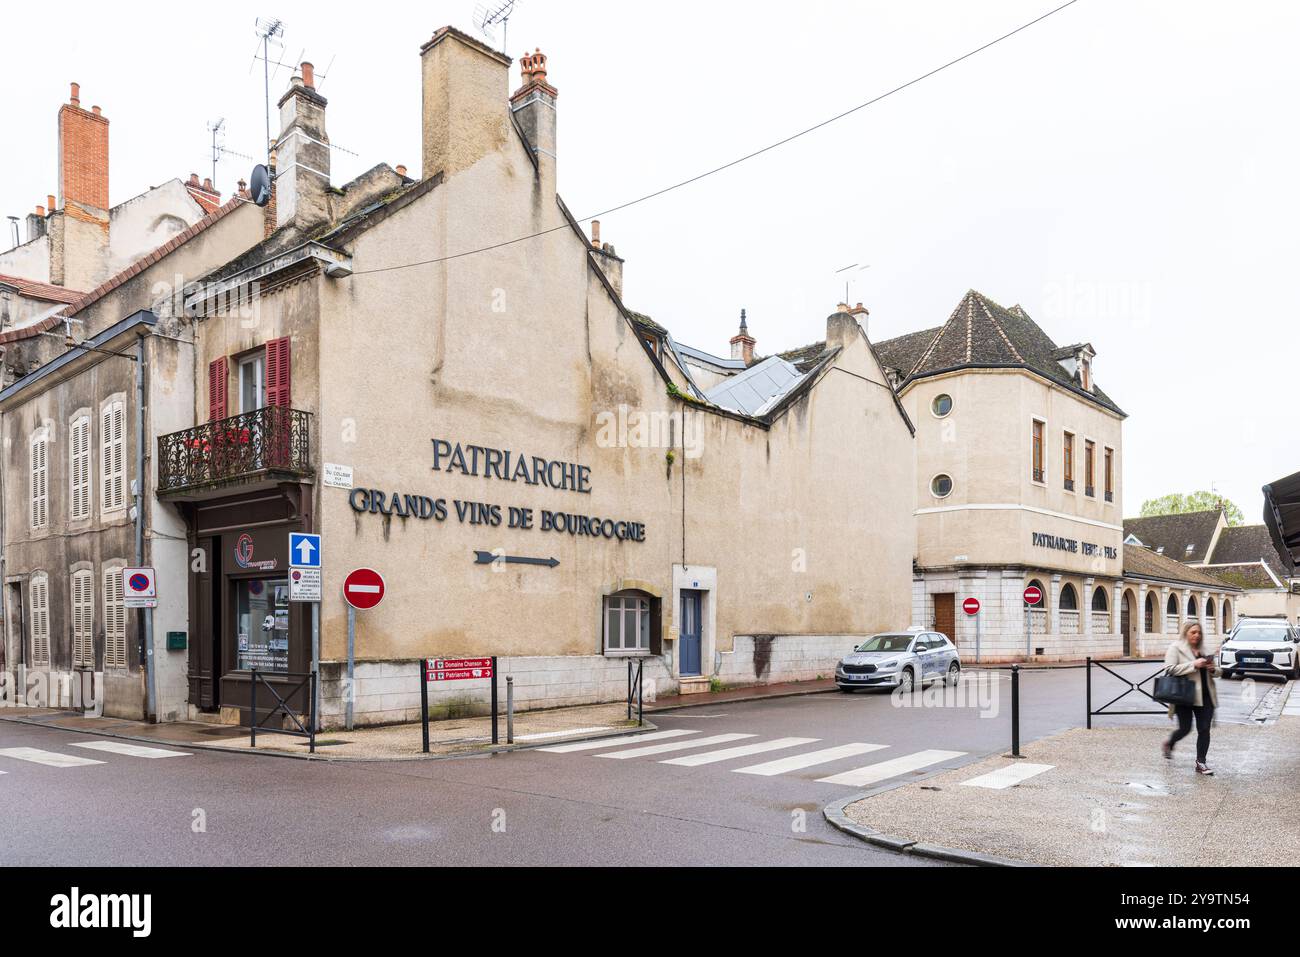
[249,164,273,207]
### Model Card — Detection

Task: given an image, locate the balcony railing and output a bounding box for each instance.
[1064,478,1075,492]
[1085,485,1096,497]
[1104,490,1113,503]
[1032,467,1045,483]
[158,407,313,495]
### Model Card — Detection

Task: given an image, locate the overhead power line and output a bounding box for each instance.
[351,0,1082,278]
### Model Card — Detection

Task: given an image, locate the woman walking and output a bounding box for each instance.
[1162,620,1219,775]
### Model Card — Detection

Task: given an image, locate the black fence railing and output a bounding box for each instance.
[249,667,317,753]
[1085,657,1167,728]
[157,406,312,494]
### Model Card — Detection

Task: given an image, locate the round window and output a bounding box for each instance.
[931,474,953,498]
[932,394,953,417]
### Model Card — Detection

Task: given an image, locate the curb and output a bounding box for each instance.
[646,684,837,713]
[822,792,1033,867]
[0,712,660,763]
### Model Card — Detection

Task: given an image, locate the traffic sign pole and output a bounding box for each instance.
[346,604,356,731]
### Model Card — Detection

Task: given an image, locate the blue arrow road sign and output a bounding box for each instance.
[289,533,321,568]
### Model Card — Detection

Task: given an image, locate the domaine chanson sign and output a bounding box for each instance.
[346,438,646,543]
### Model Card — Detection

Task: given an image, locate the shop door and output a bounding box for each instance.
[680,590,703,676]
[189,538,221,709]
[1121,594,1132,656]
[933,593,956,644]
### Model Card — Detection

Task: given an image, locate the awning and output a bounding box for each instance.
[1262,470,1300,576]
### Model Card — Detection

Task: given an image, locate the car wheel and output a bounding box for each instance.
[946,661,960,687]
[837,686,855,693]
[899,668,915,694]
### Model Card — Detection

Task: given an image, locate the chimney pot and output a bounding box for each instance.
[590,220,601,247]
[69,82,79,106]
[35,205,45,217]
[47,194,55,212]
[203,177,213,191]
[837,302,850,313]
[301,61,315,88]
[395,164,407,177]
[189,173,200,186]
[91,105,101,116]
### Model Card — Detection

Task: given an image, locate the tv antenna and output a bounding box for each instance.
[253,17,286,164]
[473,0,518,53]
[835,262,870,304]
[207,118,226,188]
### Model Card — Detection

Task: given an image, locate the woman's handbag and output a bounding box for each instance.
[1153,671,1197,706]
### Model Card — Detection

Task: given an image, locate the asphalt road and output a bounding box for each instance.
[0,664,1284,866]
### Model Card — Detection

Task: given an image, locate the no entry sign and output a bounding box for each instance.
[962,597,981,616]
[1023,585,1043,606]
[343,567,385,610]
[425,657,494,681]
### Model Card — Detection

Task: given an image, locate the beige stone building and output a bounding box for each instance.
[867,290,1239,660]
[155,28,917,727]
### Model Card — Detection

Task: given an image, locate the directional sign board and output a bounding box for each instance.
[962,597,981,616]
[123,567,157,609]
[289,533,321,568]
[425,658,494,681]
[343,568,385,610]
[1023,585,1043,606]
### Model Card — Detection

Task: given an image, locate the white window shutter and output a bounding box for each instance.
[104,567,126,669]
[102,402,126,512]
[31,575,50,666]
[30,434,48,529]
[70,417,91,520]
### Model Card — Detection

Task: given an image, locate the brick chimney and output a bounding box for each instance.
[275,63,330,230]
[511,47,558,193]
[58,82,109,216]
[730,309,756,364]
[185,173,223,214]
[420,27,512,182]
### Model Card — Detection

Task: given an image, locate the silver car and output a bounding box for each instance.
[1220,619,1300,680]
[835,630,961,693]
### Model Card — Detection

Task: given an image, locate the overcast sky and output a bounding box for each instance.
[2,0,1295,520]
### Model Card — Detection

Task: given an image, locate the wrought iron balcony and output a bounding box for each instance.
[158,407,313,495]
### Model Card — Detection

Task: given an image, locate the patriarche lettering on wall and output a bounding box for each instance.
[431,438,592,494]
[1031,532,1118,561]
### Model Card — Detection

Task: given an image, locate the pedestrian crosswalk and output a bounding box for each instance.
[0,740,191,772]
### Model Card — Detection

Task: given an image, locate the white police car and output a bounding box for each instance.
[835,629,961,693]
[1220,618,1300,680]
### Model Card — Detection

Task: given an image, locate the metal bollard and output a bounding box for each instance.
[506,676,514,744]
[1010,664,1022,758]
[1085,656,1092,730]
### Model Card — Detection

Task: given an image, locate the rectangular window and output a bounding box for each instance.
[30,432,48,530]
[1085,440,1096,497]
[71,569,94,668]
[101,400,126,513]
[70,415,91,520]
[103,566,127,670]
[30,574,50,667]
[1031,420,1045,483]
[1104,447,1114,503]
[238,352,266,413]
[1063,432,1075,491]
[604,593,651,655]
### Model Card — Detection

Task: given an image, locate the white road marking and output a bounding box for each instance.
[597,733,754,759]
[816,749,967,787]
[538,729,699,753]
[959,762,1053,789]
[0,747,105,768]
[734,742,888,776]
[69,741,192,759]
[513,726,612,742]
[661,737,820,767]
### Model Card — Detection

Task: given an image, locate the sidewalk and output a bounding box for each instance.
[0,702,645,760]
[831,718,1300,866]
[646,677,838,711]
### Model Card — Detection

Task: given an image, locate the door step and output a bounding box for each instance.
[678,677,712,695]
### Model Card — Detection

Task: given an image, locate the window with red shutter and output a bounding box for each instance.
[208,357,228,421]
[266,337,291,408]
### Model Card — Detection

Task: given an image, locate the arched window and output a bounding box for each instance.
[1187,595,1198,618]
[1091,587,1109,611]
[1222,600,1232,632]
[1144,593,1156,632]
[1166,593,1178,615]
[1206,597,1216,619]
[1059,584,1078,610]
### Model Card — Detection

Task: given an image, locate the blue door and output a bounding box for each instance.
[680,590,703,676]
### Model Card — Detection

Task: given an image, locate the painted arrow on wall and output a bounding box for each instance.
[473,551,560,568]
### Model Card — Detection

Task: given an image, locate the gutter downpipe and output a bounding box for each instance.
[136,333,158,721]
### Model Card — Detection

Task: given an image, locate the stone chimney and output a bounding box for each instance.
[420,26,512,182]
[826,303,860,351]
[58,81,109,216]
[510,47,558,193]
[730,309,756,364]
[275,63,330,230]
[588,220,625,299]
[26,205,47,243]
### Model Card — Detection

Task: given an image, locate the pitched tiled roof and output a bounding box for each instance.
[874,290,1124,416]
[1123,544,1240,590]
[0,273,86,305]
[1123,510,1222,563]
[1206,563,1278,590]
[1207,524,1289,582]
[777,341,829,373]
